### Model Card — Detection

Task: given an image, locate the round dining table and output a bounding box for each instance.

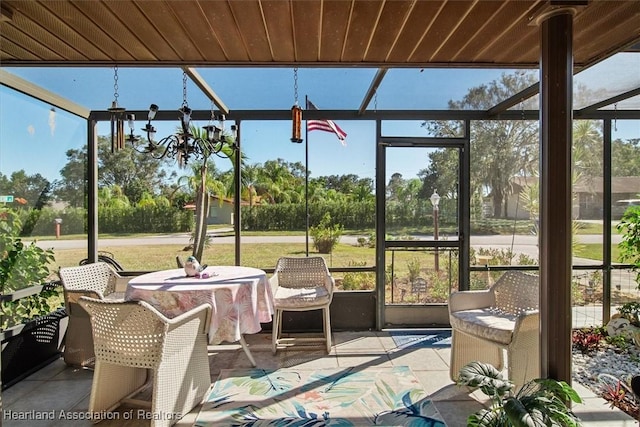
[125,265,274,366]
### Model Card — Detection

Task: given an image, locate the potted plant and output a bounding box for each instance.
[0,207,66,389]
[457,361,582,426]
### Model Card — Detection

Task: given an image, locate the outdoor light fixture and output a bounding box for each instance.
[127,72,238,167]
[108,65,127,153]
[290,67,303,143]
[430,190,440,271]
[430,190,440,210]
[291,104,303,143]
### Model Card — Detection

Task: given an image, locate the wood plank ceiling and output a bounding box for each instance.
[1,0,639,69]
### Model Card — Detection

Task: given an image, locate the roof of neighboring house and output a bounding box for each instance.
[508,176,640,195]
[510,176,538,190]
[183,196,250,209]
[210,195,250,206]
[574,176,640,194]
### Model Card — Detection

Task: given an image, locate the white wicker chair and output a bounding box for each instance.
[448,270,539,389]
[59,262,125,367]
[270,256,334,354]
[78,297,211,427]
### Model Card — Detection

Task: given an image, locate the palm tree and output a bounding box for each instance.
[176,125,231,261]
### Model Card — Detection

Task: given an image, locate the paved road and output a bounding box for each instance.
[33,232,621,260]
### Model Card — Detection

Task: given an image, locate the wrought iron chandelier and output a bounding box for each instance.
[126,71,238,167]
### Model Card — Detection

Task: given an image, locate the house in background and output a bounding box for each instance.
[505,176,536,220]
[574,176,640,219]
[184,196,248,225]
[493,176,640,221]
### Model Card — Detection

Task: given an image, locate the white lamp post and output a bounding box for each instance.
[430,190,440,271]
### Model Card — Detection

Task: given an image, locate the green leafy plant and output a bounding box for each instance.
[407,257,421,283]
[457,361,582,427]
[616,206,640,288]
[1,207,61,331]
[1,208,55,293]
[309,213,343,254]
[340,261,374,290]
[616,302,640,327]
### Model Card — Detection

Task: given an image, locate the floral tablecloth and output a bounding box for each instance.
[126,266,274,344]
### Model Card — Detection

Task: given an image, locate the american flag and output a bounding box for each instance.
[306,99,347,146]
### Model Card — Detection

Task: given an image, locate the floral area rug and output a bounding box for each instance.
[195,366,447,426]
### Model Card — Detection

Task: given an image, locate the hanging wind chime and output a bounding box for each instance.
[290,67,303,143]
[108,65,127,152]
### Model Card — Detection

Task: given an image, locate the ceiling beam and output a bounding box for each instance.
[0,69,90,118]
[487,83,540,117]
[182,67,230,115]
[358,68,388,115]
[576,87,640,114]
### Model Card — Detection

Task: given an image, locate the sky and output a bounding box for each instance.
[1,54,639,186]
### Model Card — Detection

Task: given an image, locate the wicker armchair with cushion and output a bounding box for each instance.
[448,270,540,389]
[270,256,334,354]
[59,262,125,367]
[78,297,212,427]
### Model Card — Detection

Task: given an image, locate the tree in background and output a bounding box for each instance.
[97,136,174,204]
[422,71,539,218]
[613,138,640,176]
[54,148,87,208]
[177,159,226,261]
[176,125,242,262]
[0,170,52,209]
[53,137,176,207]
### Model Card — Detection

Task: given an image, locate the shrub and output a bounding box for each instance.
[616,302,640,327]
[617,206,640,288]
[407,257,421,283]
[0,208,55,293]
[341,261,374,290]
[310,213,343,254]
[0,208,62,331]
[572,327,605,353]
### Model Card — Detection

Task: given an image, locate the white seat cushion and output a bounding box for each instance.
[450,308,517,345]
[273,286,331,309]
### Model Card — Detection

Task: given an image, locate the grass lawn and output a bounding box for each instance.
[574,243,622,262]
[49,242,380,273]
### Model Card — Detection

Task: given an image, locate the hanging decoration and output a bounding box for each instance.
[126,71,238,167]
[108,65,127,152]
[291,67,303,143]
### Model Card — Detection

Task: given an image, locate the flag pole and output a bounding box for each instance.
[305,95,309,256]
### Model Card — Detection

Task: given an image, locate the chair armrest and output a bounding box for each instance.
[139,301,212,334]
[513,310,539,334]
[325,275,335,293]
[66,290,105,315]
[448,290,494,313]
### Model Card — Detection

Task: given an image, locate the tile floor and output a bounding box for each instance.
[2,330,638,426]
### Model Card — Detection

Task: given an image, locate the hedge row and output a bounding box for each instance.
[15,198,457,236]
[17,206,193,236]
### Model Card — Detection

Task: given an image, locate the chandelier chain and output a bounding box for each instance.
[113,65,120,104]
[614,102,618,132]
[182,71,189,108]
[293,67,299,106]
